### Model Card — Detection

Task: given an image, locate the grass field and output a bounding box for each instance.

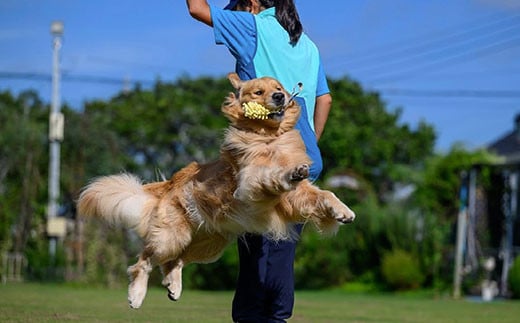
[1,283,519,322]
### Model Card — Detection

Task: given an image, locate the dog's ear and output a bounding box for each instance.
[227,73,243,90]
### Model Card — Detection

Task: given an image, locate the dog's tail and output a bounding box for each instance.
[77,174,152,231]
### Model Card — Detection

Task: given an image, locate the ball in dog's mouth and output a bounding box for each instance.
[242,102,284,120]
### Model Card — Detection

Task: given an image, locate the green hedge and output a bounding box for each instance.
[381,249,424,290]
[509,256,520,298]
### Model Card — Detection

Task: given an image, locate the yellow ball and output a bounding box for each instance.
[242,102,270,120]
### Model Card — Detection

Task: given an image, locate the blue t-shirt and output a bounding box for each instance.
[211,6,329,130]
[210,6,327,179]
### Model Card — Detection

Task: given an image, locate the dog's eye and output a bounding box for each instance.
[254,90,263,96]
[277,87,282,91]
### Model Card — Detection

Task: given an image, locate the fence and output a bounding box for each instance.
[2,252,26,284]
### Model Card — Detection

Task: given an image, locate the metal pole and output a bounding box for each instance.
[501,171,517,296]
[466,168,478,271]
[48,21,64,263]
[453,172,469,299]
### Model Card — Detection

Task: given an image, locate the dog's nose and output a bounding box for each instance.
[272,92,285,105]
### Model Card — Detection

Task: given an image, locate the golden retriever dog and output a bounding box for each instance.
[77,73,355,309]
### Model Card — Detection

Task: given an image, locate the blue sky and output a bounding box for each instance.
[1,0,519,151]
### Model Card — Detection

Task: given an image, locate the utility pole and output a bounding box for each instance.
[501,171,517,296]
[453,171,469,298]
[47,21,65,263]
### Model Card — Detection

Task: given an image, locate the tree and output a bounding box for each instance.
[0,90,48,256]
[414,144,496,221]
[83,77,231,179]
[320,77,436,201]
[1,75,491,291]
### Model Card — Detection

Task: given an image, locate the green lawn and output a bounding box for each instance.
[1,283,519,322]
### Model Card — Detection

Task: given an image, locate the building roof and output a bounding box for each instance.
[488,114,520,164]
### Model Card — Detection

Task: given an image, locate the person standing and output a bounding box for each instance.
[186,1,332,321]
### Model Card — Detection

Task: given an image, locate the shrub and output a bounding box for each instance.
[381,249,424,290]
[509,256,520,298]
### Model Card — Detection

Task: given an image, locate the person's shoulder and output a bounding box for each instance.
[299,32,314,43]
[212,5,256,31]
[210,4,253,19]
[297,33,319,50]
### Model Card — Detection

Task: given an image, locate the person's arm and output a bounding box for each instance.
[186,0,213,26]
[313,93,332,141]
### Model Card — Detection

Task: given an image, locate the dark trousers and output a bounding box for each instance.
[231,224,302,323]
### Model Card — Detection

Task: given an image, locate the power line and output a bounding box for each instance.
[366,37,520,84]
[326,13,520,85]
[0,71,154,86]
[379,88,520,98]
[348,22,520,74]
[329,12,518,67]
[2,71,519,100]
[0,72,50,82]
[65,74,154,86]
[85,55,178,72]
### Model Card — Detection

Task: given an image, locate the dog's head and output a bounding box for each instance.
[222,73,300,135]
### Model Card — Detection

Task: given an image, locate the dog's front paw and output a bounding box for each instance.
[323,192,355,224]
[290,164,309,182]
[333,206,356,224]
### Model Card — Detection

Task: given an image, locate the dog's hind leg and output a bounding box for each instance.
[161,259,184,301]
[127,251,153,309]
[160,232,231,302]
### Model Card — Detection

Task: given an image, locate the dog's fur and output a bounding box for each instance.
[77,73,355,308]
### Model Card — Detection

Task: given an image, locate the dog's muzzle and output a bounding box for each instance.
[272,92,285,107]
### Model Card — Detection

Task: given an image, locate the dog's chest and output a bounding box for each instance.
[236,132,305,164]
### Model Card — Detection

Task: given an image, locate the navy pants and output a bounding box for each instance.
[232,226,302,323]
[232,100,322,323]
